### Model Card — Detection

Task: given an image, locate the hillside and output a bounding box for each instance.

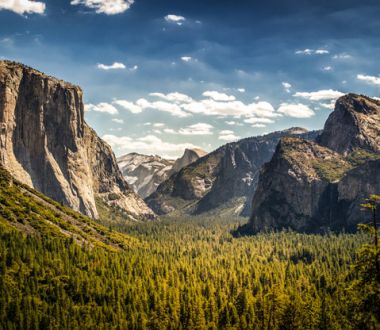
[0,165,138,251]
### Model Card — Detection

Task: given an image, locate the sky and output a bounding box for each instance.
[0,0,380,158]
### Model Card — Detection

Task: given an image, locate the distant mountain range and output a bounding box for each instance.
[145,127,320,217]
[117,148,207,198]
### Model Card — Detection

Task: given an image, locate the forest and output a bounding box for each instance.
[1,212,379,329]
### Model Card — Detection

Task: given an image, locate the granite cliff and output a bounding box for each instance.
[0,60,154,220]
[243,94,380,234]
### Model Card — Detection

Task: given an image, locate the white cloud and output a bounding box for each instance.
[103,134,199,157]
[0,0,46,15]
[251,124,266,128]
[319,101,335,110]
[85,103,119,115]
[182,99,279,119]
[113,100,143,114]
[278,103,315,118]
[333,53,352,60]
[237,88,246,93]
[225,121,243,126]
[153,123,165,127]
[357,74,380,87]
[293,89,344,101]
[315,49,329,55]
[322,66,332,71]
[295,49,329,55]
[71,0,133,15]
[150,92,193,103]
[218,130,240,141]
[141,100,190,118]
[282,82,292,93]
[165,14,185,24]
[181,56,192,62]
[244,117,275,125]
[164,123,214,136]
[97,62,126,70]
[112,118,124,124]
[130,65,138,71]
[179,123,213,135]
[203,91,236,101]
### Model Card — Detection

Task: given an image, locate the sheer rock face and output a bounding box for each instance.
[145,128,319,216]
[0,60,154,220]
[246,94,380,233]
[117,148,207,199]
[317,93,380,154]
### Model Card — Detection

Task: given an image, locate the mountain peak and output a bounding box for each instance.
[317,94,380,155]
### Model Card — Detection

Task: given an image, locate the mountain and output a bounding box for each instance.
[0,60,154,220]
[242,94,380,234]
[145,128,320,216]
[118,153,175,198]
[117,148,207,198]
[170,148,208,174]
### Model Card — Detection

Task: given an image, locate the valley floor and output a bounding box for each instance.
[0,215,379,329]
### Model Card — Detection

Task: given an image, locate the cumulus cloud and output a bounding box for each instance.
[71,0,134,15]
[244,117,275,125]
[103,134,199,157]
[182,99,279,118]
[218,130,240,142]
[293,89,344,101]
[181,56,192,62]
[357,74,380,86]
[113,100,143,113]
[101,91,282,123]
[85,103,119,115]
[237,88,246,93]
[203,91,236,101]
[150,92,193,104]
[164,123,214,136]
[0,0,46,15]
[295,49,329,55]
[97,62,126,70]
[282,82,292,93]
[165,14,185,25]
[277,103,315,118]
[322,66,332,71]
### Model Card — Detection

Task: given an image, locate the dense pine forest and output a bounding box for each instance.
[1,213,379,329]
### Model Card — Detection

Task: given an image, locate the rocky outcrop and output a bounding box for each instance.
[145,128,320,216]
[117,148,207,199]
[317,94,380,154]
[0,60,154,220]
[243,94,380,234]
[170,148,208,174]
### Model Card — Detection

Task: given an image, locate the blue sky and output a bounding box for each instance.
[1,0,380,158]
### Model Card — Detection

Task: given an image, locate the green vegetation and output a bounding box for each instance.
[313,148,380,182]
[0,166,138,251]
[0,165,379,329]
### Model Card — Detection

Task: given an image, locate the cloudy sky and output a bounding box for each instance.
[1,0,379,158]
